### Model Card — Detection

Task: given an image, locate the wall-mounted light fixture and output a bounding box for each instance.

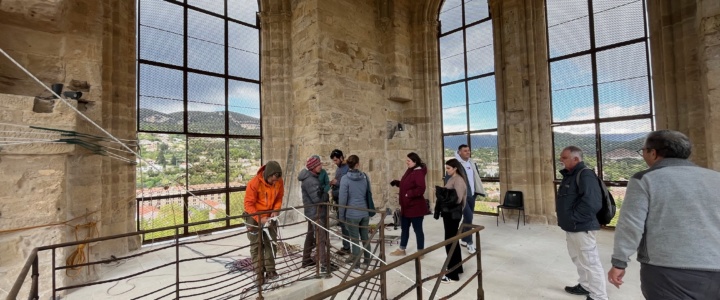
[397,123,404,131]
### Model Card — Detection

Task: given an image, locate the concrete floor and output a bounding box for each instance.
[62,214,644,299]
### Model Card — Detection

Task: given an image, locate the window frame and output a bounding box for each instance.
[135,0,261,243]
[546,0,654,188]
[438,0,500,215]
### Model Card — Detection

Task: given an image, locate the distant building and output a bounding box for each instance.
[604,148,639,160]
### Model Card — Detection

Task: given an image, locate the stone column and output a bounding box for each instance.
[490,0,556,223]
[696,0,720,170]
[409,15,444,198]
[259,0,293,164]
[0,0,138,295]
[648,0,720,170]
[647,0,707,166]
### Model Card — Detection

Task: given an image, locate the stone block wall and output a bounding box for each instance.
[0,93,77,297]
[0,0,137,297]
[261,0,433,217]
[648,0,720,170]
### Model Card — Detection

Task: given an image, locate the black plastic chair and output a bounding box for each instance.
[496,190,525,229]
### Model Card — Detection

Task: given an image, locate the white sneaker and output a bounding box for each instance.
[467,244,476,254]
[459,241,467,247]
[441,276,454,284]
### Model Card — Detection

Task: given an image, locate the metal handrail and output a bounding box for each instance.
[306,224,485,300]
[6,203,482,300]
[7,248,38,300]
[7,204,315,299]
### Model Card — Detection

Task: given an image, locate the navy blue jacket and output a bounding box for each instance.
[556,162,602,232]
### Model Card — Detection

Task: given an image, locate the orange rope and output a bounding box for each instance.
[65,222,100,277]
[0,210,99,235]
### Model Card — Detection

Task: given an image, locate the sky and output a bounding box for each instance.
[137,0,260,118]
[439,0,653,136]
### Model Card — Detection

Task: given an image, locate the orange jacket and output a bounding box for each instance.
[244,164,284,222]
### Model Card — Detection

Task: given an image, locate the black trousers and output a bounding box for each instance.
[442,212,463,280]
[640,263,720,300]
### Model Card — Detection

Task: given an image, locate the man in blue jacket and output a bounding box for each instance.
[556,146,607,300]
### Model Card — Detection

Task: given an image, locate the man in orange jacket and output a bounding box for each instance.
[244,161,284,284]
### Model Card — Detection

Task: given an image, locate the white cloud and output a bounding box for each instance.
[443,106,467,132]
[554,103,652,134]
[557,103,648,123]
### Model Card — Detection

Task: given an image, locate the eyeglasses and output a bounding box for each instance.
[636,148,646,156]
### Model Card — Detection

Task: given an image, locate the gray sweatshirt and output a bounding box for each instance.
[612,158,720,271]
[298,168,326,219]
[338,169,370,220]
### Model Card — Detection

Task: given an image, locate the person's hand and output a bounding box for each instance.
[261,216,268,224]
[270,212,278,218]
[330,179,337,185]
[608,267,625,288]
[390,180,400,187]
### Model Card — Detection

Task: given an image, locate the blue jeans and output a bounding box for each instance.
[399,216,425,250]
[339,222,350,249]
[461,195,476,243]
[346,217,370,261]
[335,196,350,250]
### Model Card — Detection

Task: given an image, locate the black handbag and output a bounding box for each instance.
[434,186,463,220]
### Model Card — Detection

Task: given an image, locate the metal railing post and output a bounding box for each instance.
[51,248,56,300]
[30,255,39,300]
[175,228,180,299]
[475,231,484,300]
[379,211,387,300]
[414,258,423,299]
[325,204,331,278]
[257,221,264,300]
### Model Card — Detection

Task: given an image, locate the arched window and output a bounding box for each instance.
[136,0,260,242]
[546,0,653,226]
[439,0,500,213]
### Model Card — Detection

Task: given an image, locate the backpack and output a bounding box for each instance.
[575,168,617,225]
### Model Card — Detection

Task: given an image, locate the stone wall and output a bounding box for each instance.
[0,94,77,296]
[261,0,432,219]
[696,0,720,170]
[489,0,556,223]
[0,0,137,297]
[648,0,720,170]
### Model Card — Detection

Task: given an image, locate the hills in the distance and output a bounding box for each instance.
[444,132,646,154]
[139,108,259,134]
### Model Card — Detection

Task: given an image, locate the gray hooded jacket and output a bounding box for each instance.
[298,168,327,220]
[338,169,370,220]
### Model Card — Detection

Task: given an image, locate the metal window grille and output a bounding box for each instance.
[547,0,654,184]
[547,0,654,226]
[439,0,499,183]
[136,0,261,242]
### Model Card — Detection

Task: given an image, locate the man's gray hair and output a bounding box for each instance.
[645,130,692,159]
[562,146,584,160]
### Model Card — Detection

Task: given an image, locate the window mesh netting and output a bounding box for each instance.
[547,0,653,187]
[137,0,261,241]
[439,0,499,181]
